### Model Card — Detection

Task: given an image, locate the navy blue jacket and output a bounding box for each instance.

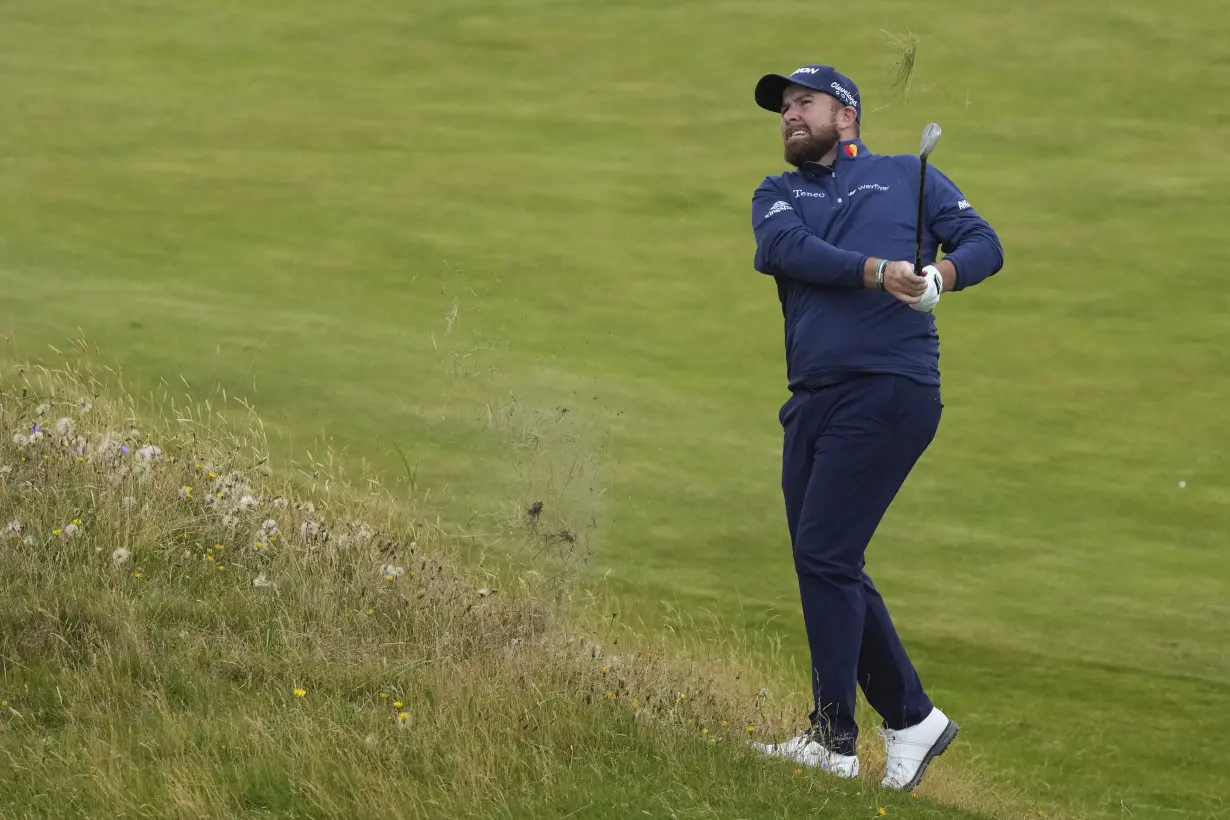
[751,138,1003,389]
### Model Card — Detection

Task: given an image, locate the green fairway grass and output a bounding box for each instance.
[2,0,1229,817]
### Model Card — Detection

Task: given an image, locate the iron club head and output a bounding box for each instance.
[919,122,942,161]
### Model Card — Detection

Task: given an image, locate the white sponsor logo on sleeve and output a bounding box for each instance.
[957,199,972,210]
[762,200,794,220]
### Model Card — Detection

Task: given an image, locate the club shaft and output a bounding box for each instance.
[915,160,928,275]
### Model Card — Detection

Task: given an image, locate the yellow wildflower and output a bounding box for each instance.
[604,691,614,700]
[52,529,62,537]
[398,711,410,721]
[393,700,403,708]
[379,692,388,699]
[632,699,639,709]
[207,554,215,562]
[293,688,306,698]
[878,810,887,817]
[746,725,756,734]
[72,519,82,526]
[794,767,802,777]
[720,720,728,728]
[134,572,143,578]
[216,565,225,572]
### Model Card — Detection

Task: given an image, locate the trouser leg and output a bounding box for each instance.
[787,376,943,753]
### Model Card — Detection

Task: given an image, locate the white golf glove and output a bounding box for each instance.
[912,265,944,313]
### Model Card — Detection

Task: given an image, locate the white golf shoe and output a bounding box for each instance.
[880,707,959,790]
[751,730,860,778]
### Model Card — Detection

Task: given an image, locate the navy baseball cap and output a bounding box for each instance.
[754,64,861,121]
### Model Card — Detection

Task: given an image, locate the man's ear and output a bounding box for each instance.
[842,105,859,131]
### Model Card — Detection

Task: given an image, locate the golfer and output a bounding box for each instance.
[746,64,1004,790]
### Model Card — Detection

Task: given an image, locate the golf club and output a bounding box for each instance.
[915,122,942,275]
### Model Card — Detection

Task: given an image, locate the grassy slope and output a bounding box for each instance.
[1,0,1229,817]
[0,365,1000,820]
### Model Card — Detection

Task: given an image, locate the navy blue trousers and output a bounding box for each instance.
[779,373,942,755]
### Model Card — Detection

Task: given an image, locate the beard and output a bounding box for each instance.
[784,123,840,167]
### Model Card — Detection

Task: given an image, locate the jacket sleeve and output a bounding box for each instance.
[924,165,1004,291]
[751,177,867,288]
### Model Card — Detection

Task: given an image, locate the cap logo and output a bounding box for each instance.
[844,144,858,158]
[829,82,858,107]
[792,67,821,76]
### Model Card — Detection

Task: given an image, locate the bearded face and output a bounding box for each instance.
[783,120,841,166]
[779,87,847,167]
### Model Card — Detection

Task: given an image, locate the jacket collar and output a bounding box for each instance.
[798,138,872,176]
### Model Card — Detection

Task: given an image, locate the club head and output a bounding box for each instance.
[919,122,942,161]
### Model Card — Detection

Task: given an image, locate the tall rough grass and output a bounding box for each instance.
[0,345,1039,819]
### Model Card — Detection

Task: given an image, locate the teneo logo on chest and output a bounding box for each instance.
[792,189,826,198]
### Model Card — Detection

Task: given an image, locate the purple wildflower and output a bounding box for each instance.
[32,425,40,434]
[121,445,130,455]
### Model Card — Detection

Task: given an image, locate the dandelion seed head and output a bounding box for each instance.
[4,521,21,534]
[134,444,162,464]
[55,417,75,437]
[35,403,51,417]
[112,547,132,565]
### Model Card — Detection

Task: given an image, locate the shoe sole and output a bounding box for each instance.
[902,719,959,791]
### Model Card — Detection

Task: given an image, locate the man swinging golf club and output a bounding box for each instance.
[747,64,1004,790]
